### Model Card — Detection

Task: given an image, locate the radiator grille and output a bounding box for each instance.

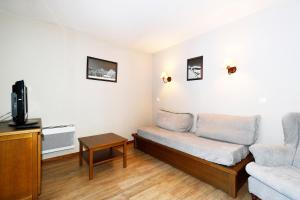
[42,125,75,154]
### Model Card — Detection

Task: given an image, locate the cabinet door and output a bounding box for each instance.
[0,134,33,200]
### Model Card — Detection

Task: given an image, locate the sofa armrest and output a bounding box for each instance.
[249,144,295,167]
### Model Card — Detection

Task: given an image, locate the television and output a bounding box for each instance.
[11,80,28,125]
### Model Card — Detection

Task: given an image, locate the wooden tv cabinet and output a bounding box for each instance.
[0,119,42,200]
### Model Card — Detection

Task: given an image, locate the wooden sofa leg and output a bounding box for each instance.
[251,194,262,200]
[132,133,137,148]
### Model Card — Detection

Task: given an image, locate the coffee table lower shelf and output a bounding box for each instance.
[82,148,123,166]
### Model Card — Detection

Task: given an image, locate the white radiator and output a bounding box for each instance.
[42,125,75,154]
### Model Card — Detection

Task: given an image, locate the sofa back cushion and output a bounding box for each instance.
[156,110,193,132]
[195,113,260,145]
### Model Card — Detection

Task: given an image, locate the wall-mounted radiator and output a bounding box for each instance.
[42,125,75,154]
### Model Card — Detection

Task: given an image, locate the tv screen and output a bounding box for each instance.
[11,80,28,125]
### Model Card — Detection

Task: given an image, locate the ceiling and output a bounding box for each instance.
[0,0,277,53]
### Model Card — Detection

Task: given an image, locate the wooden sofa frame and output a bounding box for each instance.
[251,194,262,200]
[132,133,253,198]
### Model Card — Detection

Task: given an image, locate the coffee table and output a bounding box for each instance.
[78,133,128,180]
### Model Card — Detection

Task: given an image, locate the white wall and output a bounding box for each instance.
[1,0,300,158]
[0,12,153,158]
[152,1,300,144]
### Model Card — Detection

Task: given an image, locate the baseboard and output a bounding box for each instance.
[42,151,79,163]
[42,140,133,163]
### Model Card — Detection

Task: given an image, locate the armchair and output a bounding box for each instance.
[246,113,300,200]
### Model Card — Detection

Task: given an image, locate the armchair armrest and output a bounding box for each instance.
[249,144,295,167]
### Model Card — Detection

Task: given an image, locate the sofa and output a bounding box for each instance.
[133,110,260,197]
[246,113,300,200]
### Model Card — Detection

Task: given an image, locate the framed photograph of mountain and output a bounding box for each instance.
[86,56,118,82]
[187,56,203,81]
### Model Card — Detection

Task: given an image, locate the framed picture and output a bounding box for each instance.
[86,56,118,82]
[187,56,203,81]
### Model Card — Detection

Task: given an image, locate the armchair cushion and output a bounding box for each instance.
[249,144,295,167]
[248,177,290,200]
[246,162,300,200]
[293,148,300,168]
[282,113,300,168]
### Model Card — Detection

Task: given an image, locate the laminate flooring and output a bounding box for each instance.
[39,144,251,200]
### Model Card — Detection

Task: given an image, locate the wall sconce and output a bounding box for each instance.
[226,65,237,75]
[161,72,172,83]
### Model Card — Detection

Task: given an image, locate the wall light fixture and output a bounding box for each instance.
[161,72,172,83]
[226,65,237,75]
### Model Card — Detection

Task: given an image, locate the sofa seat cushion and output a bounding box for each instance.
[246,162,300,200]
[137,126,249,166]
[195,113,260,145]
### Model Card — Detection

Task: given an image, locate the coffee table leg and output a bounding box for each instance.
[89,150,94,180]
[123,142,127,168]
[79,143,83,166]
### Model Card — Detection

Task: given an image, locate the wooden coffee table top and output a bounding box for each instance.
[78,133,127,150]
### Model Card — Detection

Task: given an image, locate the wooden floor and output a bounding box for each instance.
[39,144,251,200]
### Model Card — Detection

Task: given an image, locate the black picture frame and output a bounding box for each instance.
[187,56,203,81]
[86,56,118,82]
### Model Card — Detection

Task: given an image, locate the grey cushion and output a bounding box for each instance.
[155,110,193,132]
[293,148,300,169]
[249,144,295,167]
[248,177,290,200]
[282,113,300,148]
[246,162,300,200]
[195,113,260,145]
[137,126,249,166]
[282,113,300,168]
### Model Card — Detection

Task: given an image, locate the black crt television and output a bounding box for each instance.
[11,80,28,125]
